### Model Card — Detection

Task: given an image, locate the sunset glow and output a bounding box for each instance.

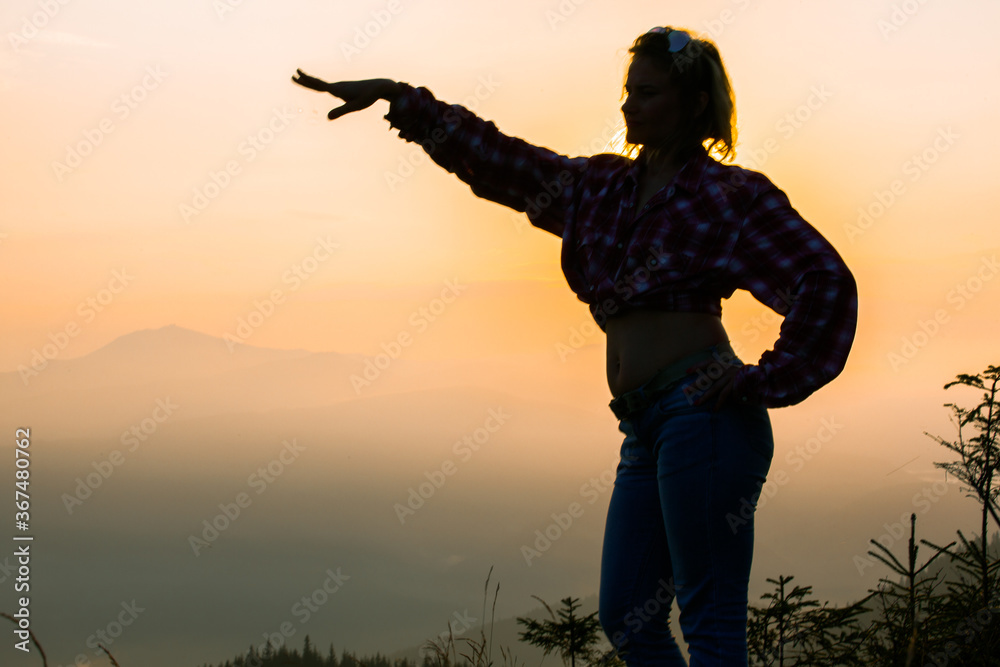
[1,1,998,666]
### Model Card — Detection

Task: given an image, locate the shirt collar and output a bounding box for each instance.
[626,145,711,194]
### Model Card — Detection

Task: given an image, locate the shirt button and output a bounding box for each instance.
[616,242,623,249]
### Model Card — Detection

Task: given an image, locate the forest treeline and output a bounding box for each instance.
[3,368,994,666]
[198,366,999,667]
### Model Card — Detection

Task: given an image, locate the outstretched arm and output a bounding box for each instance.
[380,82,590,237]
[292,70,590,237]
[292,69,401,119]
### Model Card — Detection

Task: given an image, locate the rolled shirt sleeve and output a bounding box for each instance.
[383,82,588,238]
[728,182,859,408]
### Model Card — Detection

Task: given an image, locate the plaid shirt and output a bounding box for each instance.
[384,83,858,408]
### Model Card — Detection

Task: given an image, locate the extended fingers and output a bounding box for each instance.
[292,69,330,91]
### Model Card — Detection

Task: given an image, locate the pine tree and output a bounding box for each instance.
[303,635,323,667]
[341,648,360,667]
[517,596,603,667]
[748,574,871,666]
[924,364,1000,610]
[862,514,952,665]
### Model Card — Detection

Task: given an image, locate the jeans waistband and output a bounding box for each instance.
[608,341,740,421]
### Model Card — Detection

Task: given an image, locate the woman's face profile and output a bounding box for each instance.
[621,55,685,151]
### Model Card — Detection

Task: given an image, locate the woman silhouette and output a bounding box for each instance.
[294,26,857,667]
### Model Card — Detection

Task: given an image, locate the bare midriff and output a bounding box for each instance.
[605,309,730,397]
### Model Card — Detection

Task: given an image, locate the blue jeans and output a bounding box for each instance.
[598,362,774,666]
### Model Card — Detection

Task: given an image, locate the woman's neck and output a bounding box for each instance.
[641,143,697,179]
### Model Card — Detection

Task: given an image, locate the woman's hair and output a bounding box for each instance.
[620,28,737,162]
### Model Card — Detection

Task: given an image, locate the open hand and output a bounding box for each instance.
[292,69,393,120]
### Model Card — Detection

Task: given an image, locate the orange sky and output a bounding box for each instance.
[1,1,997,460]
[2,2,999,665]
[1,2,996,372]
